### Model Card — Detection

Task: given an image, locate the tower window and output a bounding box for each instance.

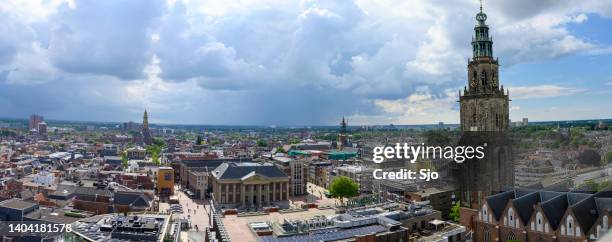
[480,70,487,86]
[496,114,499,128]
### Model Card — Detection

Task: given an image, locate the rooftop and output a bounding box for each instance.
[212,162,288,180]
[0,198,38,210]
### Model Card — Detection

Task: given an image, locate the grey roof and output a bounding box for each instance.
[181,158,253,169]
[541,194,569,230]
[0,198,37,210]
[212,162,288,180]
[571,196,598,232]
[19,190,35,200]
[513,191,540,226]
[486,188,612,234]
[50,184,77,197]
[24,207,82,224]
[74,187,112,197]
[566,192,591,205]
[486,190,515,221]
[594,198,612,214]
[113,191,151,207]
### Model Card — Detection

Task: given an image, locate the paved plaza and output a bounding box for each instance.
[158,185,210,241]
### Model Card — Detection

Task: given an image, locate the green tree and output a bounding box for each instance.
[120,151,129,169]
[449,200,460,222]
[328,176,359,207]
[351,133,363,140]
[423,129,452,145]
[146,144,163,165]
[606,151,612,164]
[153,137,165,147]
[275,146,286,154]
[256,139,268,147]
[151,152,160,165]
[0,130,16,137]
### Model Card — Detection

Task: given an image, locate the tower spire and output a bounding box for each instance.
[142,109,153,145]
[143,109,149,129]
[479,0,483,12]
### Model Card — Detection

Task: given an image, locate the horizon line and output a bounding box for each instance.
[0,116,610,128]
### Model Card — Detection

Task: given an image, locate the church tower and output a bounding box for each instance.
[460,4,509,132]
[456,3,514,208]
[142,109,153,145]
[338,116,349,149]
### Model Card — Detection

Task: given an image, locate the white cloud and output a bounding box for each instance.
[508,85,586,99]
[0,0,610,124]
[362,89,459,125]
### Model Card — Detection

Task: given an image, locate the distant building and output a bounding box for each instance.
[69,214,172,242]
[99,144,119,157]
[289,159,308,196]
[336,165,374,194]
[271,156,308,196]
[522,117,529,126]
[308,161,333,188]
[125,146,146,160]
[37,121,47,136]
[121,121,141,132]
[438,121,444,129]
[405,186,455,219]
[157,167,174,196]
[211,162,290,208]
[71,186,153,214]
[187,168,208,199]
[28,114,44,131]
[103,156,122,166]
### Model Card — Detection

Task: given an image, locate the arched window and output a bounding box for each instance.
[536,212,544,232]
[508,208,515,228]
[567,215,574,236]
[506,232,516,241]
[484,229,491,242]
[496,114,500,128]
[604,215,609,229]
[483,204,489,222]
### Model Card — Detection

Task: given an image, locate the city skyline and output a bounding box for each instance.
[0,0,611,125]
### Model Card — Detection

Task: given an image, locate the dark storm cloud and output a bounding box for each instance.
[48,0,165,80]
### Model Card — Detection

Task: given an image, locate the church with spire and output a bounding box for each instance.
[460,3,509,132]
[454,2,514,208]
[337,116,349,149]
[142,109,153,146]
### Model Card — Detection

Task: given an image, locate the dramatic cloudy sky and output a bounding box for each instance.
[0,0,611,125]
